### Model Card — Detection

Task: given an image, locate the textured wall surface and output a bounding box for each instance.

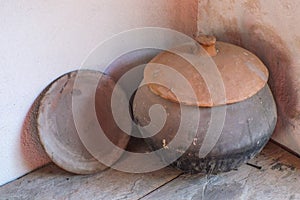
[0,0,198,186]
[198,0,300,155]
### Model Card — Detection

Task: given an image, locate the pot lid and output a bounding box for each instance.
[37,70,130,174]
[144,35,269,107]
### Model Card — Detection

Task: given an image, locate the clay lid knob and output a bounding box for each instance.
[196,35,217,56]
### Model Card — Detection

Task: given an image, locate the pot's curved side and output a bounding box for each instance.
[133,84,277,174]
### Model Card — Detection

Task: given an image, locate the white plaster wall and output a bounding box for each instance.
[0,0,198,186]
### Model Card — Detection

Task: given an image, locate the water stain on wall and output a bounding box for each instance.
[198,0,300,154]
[21,91,50,169]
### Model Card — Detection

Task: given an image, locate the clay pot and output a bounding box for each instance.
[37,70,130,174]
[133,35,277,174]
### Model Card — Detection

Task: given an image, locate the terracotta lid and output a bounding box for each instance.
[144,35,269,107]
[37,70,130,174]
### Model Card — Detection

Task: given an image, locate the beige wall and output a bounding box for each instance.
[0,0,198,186]
[198,0,300,155]
[8,0,296,186]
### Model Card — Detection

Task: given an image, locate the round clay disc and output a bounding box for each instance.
[37,70,130,174]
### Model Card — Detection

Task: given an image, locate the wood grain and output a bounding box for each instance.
[0,165,181,200]
[142,142,300,200]
[1,142,300,200]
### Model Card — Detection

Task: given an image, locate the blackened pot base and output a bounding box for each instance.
[133,84,277,174]
[171,135,270,174]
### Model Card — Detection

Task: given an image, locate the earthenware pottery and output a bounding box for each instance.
[133,35,277,174]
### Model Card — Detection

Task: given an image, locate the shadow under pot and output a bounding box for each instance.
[133,35,277,174]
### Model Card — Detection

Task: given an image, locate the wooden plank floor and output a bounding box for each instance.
[1,142,300,200]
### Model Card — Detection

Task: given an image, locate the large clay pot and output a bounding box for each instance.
[133,35,277,174]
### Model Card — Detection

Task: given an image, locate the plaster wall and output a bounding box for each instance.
[198,0,300,155]
[0,0,198,186]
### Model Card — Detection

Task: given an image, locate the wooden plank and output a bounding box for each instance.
[0,164,180,200]
[141,142,300,200]
[1,142,300,200]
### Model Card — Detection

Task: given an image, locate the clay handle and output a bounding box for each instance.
[196,35,217,56]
